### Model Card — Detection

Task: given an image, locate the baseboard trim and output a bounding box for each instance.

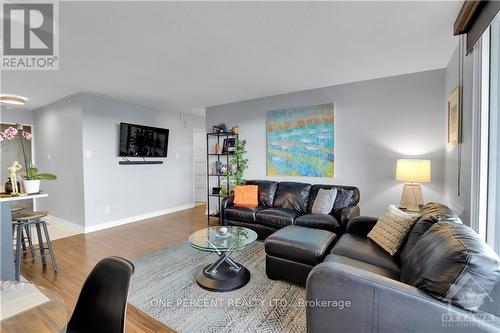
[84,203,195,234]
[47,215,85,233]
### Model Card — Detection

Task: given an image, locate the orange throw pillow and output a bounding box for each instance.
[233,185,258,207]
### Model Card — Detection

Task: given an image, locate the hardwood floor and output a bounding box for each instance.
[20,204,213,333]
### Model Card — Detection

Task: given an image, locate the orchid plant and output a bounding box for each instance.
[0,126,57,181]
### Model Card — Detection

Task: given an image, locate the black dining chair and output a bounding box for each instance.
[66,256,135,333]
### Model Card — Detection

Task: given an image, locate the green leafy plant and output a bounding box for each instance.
[215,122,227,132]
[229,139,248,185]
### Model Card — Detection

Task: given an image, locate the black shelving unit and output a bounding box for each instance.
[206,132,238,225]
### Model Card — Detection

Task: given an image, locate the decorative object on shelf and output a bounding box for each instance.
[7,162,22,194]
[447,87,461,144]
[231,126,239,134]
[4,177,20,194]
[215,142,222,154]
[222,138,236,154]
[1,125,57,194]
[212,187,222,195]
[219,187,229,196]
[396,159,431,212]
[267,103,335,177]
[215,161,222,174]
[220,164,228,175]
[228,139,248,185]
[213,122,228,133]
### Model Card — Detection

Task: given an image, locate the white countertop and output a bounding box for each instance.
[0,193,48,203]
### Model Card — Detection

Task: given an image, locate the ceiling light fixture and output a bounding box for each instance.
[0,94,27,105]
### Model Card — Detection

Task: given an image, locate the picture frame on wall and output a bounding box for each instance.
[448,87,461,144]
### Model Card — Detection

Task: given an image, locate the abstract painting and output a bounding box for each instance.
[267,103,334,177]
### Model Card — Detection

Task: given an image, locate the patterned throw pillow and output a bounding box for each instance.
[332,189,353,209]
[368,205,419,256]
[311,188,338,214]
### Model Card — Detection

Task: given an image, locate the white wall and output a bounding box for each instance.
[34,95,86,226]
[206,69,447,217]
[81,94,205,226]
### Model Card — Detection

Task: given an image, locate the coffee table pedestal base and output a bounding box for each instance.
[196,260,250,292]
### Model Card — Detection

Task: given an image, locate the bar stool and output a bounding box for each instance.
[11,206,36,260]
[12,211,58,280]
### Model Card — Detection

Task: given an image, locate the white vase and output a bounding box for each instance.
[23,180,40,194]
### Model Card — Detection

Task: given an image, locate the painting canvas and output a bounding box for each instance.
[267,103,334,177]
[448,87,461,144]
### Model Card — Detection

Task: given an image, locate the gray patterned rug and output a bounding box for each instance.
[129,241,306,333]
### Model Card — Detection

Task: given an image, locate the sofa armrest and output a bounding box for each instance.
[345,216,378,236]
[337,205,360,230]
[306,262,499,333]
[220,195,234,226]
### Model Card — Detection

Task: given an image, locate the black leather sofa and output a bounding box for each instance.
[306,203,500,333]
[221,180,360,239]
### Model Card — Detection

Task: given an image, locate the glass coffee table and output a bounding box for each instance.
[188,226,258,292]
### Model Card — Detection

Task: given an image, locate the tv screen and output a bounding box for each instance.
[119,123,169,157]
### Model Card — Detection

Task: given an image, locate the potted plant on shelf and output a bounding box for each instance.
[0,125,57,194]
[213,122,228,133]
[228,139,248,186]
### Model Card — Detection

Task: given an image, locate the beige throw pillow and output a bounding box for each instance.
[368,205,419,256]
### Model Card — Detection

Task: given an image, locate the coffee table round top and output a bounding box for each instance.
[188,226,257,252]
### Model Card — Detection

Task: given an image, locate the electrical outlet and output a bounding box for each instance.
[47,153,51,160]
[85,150,92,158]
[104,206,111,215]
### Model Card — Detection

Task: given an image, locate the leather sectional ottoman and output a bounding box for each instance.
[264,225,337,286]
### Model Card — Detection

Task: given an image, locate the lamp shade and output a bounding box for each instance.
[395,159,431,183]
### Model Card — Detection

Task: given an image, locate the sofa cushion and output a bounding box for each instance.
[400,202,460,264]
[256,208,302,228]
[323,254,400,280]
[245,180,278,207]
[307,185,360,213]
[401,222,500,311]
[224,206,266,222]
[233,185,258,207]
[332,189,354,210]
[311,188,338,214]
[294,214,340,233]
[265,226,336,266]
[367,205,418,256]
[330,233,400,275]
[273,182,311,213]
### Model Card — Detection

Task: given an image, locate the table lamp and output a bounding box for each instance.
[395,159,431,212]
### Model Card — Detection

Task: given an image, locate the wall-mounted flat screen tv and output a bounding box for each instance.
[119,123,169,157]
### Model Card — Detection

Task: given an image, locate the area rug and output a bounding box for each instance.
[129,241,306,333]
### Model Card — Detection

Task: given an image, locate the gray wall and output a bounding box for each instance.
[206,69,447,217]
[443,45,474,224]
[81,94,205,226]
[33,93,205,228]
[0,107,34,125]
[33,95,86,226]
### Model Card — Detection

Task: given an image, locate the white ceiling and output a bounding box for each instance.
[2,1,461,116]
